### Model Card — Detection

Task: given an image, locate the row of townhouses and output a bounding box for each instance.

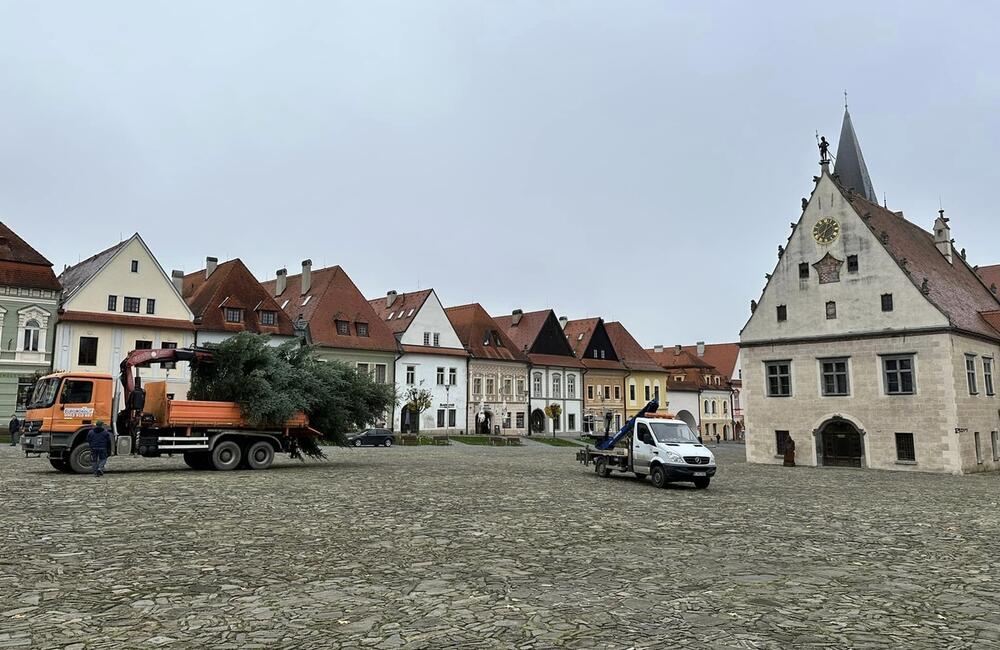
[0,228,740,438]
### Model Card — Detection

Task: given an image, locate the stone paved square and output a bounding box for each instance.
[3,442,1000,648]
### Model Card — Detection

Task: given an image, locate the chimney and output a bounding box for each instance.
[300,259,312,295]
[205,256,218,279]
[274,268,287,296]
[933,210,953,264]
[559,316,568,330]
[170,270,184,294]
[386,290,398,308]
[653,345,664,354]
[674,344,682,354]
[511,309,523,326]
[696,341,705,357]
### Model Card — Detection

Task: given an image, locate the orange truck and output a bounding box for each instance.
[20,347,320,473]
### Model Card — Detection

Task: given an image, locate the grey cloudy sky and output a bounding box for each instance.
[2,1,998,347]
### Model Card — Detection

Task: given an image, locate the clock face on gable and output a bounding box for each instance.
[812,218,840,245]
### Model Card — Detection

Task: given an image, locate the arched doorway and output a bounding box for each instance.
[530,409,546,434]
[478,411,493,435]
[676,410,697,431]
[818,418,864,467]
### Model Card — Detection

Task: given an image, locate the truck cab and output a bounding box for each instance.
[630,415,716,488]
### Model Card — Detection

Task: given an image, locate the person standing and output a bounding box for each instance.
[783,435,796,467]
[86,420,113,477]
[8,414,19,447]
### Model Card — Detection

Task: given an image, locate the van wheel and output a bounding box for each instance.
[68,445,93,474]
[693,477,711,489]
[49,458,73,473]
[246,441,275,470]
[211,440,242,471]
[650,465,668,489]
[183,452,211,470]
[595,457,611,478]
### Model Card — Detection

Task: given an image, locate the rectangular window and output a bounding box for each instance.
[123,297,141,313]
[433,333,440,347]
[895,432,915,462]
[614,385,621,400]
[516,412,525,429]
[107,295,117,312]
[15,377,35,411]
[966,354,978,395]
[259,310,277,326]
[406,365,415,385]
[775,430,790,455]
[588,385,594,400]
[644,385,651,401]
[883,355,915,395]
[503,412,511,428]
[146,298,156,315]
[825,301,837,319]
[356,322,369,337]
[820,358,850,396]
[776,305,787,322]
[993,431,999,462]
[357,363,369,377]
[568,414,576,430]
[448,409,456,427]
[134,340,152,350]
[504,378,512,395]
[225,307,243,323]
[436,367,445,385]
[847,255,858,272]
[61,380,94,404]
[336,320,349,335]
[473,377,482,395]
[373,364,385,383]
[78,337,99,366]
[162,341,177,369]
[629,384,636,401]
[423,332,431,346]
[765,361,792,397]
[880,293,893,312]
[975,431,982,464]
[516,378,525,396]
[985,358,995,396]
[603,385,610,399]
[449,368,457,386]
[486,377,495,394]
[437,409,445,428]
[798,262,809,279]
[130,260,139,273]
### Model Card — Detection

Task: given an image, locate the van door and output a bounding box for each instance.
[54,379,97,431]
[632,422,656,474]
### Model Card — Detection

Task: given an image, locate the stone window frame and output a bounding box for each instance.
[567,374,576,399]
[532,372,543,396]
[825,301,837,320]
[798,263,809,279]
[764,360,792,397]
[818,356,851,397]
[472,377,482,396]
[436,367,445,386]
[895,432,916,463]
[776,305,787,322]
[992,430,999,462]
[965,354,979,395]
[984,357,995,396]
[975,431,983,464]
[847,255,859,273]
[881,293,894,312]
[123,296,141,313]
[406,365,416,385]
[880,353,916,395]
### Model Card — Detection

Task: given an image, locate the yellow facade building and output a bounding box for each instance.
[605,322,669,419]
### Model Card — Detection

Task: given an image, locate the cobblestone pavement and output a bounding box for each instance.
[3,443,1000,649]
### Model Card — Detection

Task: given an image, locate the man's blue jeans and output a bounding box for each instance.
[91,449,108,475]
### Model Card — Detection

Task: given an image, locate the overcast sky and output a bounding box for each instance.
[2,1,998,347]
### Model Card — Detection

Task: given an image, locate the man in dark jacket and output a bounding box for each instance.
[86,421,113,477]
[8,415,19,446]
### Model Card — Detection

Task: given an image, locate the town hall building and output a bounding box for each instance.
[741,108,1000,474]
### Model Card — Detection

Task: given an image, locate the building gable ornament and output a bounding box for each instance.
[17,305,51,327]
[812,253,844,284]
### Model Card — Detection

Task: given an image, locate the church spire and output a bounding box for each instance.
[834,107,876,202]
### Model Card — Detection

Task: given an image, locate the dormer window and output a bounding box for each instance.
[593,350,598,358]
[224,307,244,323]
[336,320,349,335]
[259,310,277,326]
[407,309,415,317]
[356,322,369,337]
[387,312,394,320]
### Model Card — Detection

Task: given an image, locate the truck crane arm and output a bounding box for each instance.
[119,347,214,398]
[595,398,659,450]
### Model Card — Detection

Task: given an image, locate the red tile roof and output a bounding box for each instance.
[367,290,432,335]
[673,343,740,379]
[493,309,583,367]
[0,222,54,266]
[648,347,716,371]
[59,310,196,331]
[445,303,526,362]
[845,192,1000,340]
[0,223,60,291]
[183,259,295,336]
[605,322,664,372]
[262,266,398,353]
[978,264,1000,294]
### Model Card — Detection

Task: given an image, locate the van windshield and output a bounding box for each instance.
[650,422,699,444]
[28,377,61,409]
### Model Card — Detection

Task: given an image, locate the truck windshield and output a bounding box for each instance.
[27,377,61,409]
[650,422,699,444]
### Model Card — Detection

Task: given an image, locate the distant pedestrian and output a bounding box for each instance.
[86,420,113,477]
[8,414,19,446]
[783,435,796,467]
[715,433,721,445]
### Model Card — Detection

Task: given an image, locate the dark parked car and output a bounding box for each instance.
[347,428,395,447]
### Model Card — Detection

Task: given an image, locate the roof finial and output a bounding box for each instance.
[844,89,848,110]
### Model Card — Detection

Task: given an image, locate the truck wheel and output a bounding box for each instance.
[595,457,611,478]
[693,477,711,490]
[49,458,73,473]
[211,440,242,471]
[183,452,211,470]
[246,441,275,470]
[650,465,668,489]
[68,445,93,474]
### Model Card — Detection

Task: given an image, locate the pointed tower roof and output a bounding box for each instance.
[834,108,876,201]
